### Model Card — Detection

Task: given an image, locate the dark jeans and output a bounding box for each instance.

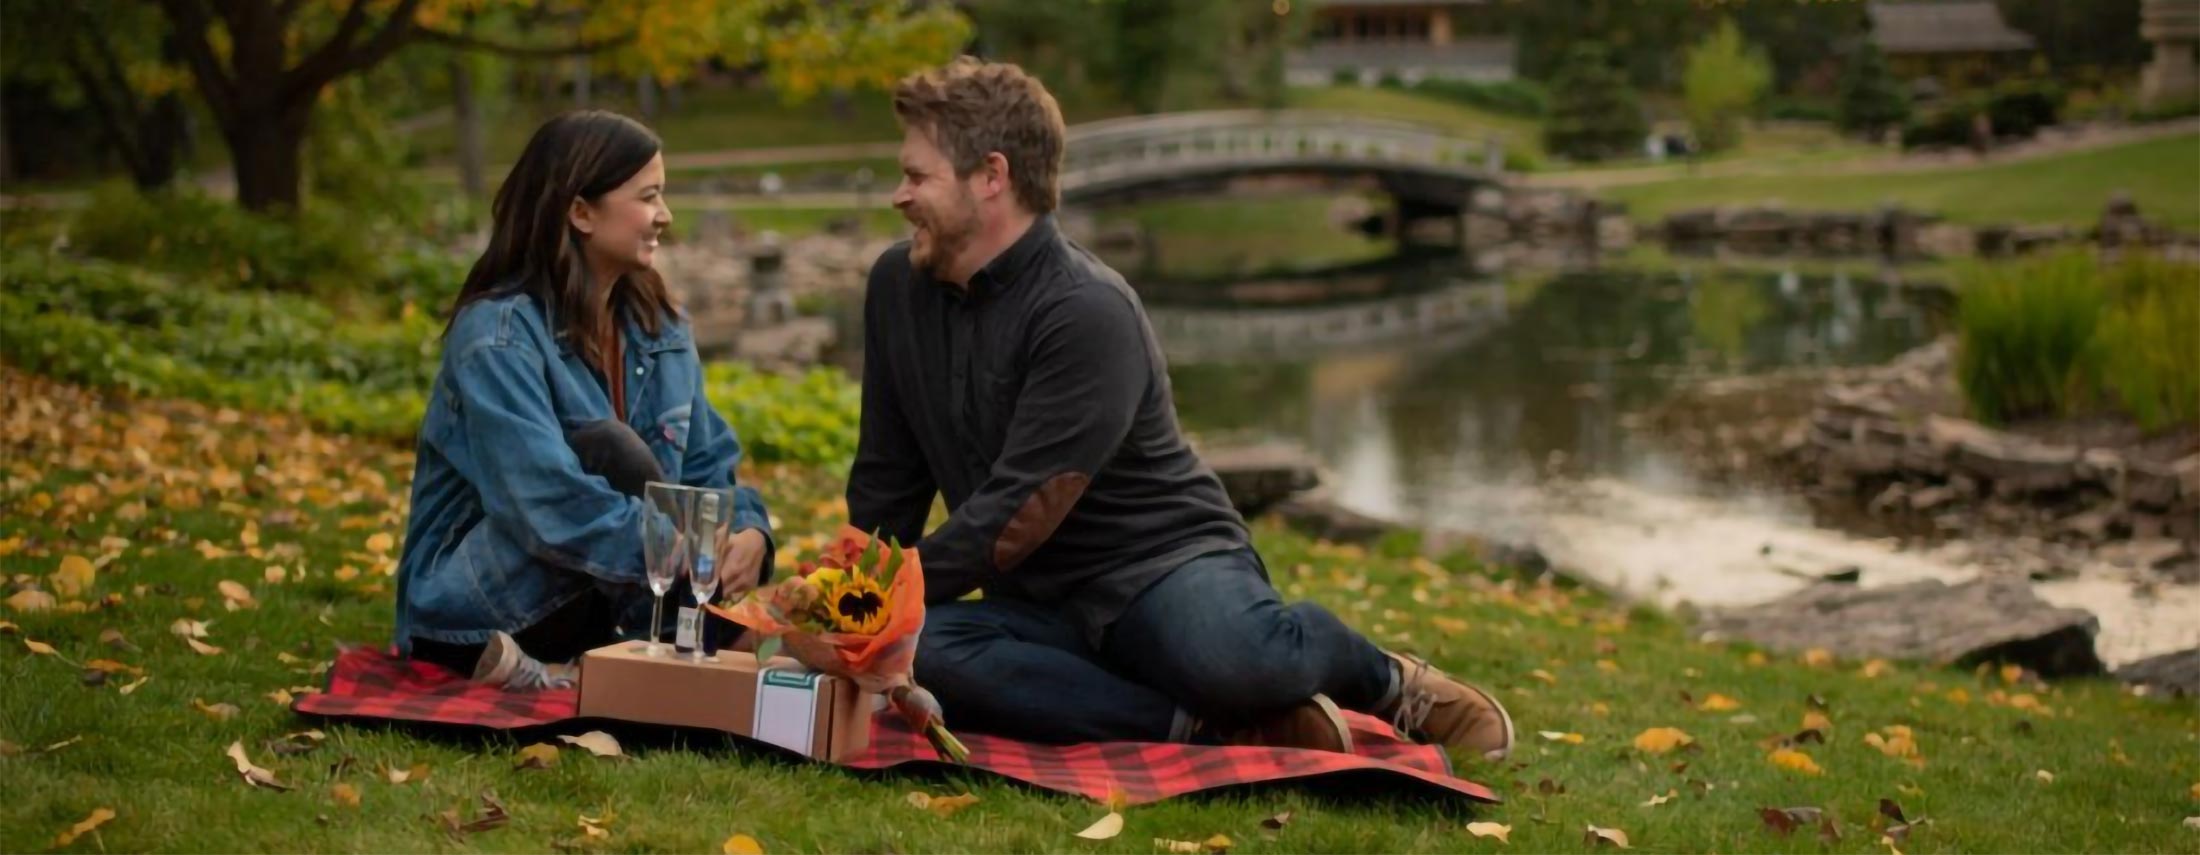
[411,420,674,675]
[913,547,1395,744]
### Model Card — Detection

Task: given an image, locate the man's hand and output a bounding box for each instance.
[715,528,769,601]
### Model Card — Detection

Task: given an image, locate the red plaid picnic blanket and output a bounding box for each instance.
[296,646,1498,806]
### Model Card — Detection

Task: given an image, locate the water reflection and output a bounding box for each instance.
[1161,256,1950,534]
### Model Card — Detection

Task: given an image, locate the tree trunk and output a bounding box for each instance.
[128,91,188,190]
[226,101,312,213]
[450,54,487,199]
[636,74,658,120]
[573,55,592,106]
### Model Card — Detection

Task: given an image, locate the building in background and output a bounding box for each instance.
[1866,1,2038,94]
[1287,0,1515,86]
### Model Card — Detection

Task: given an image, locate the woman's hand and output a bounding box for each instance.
[715,528,769,601]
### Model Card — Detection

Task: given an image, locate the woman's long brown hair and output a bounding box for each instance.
[446,110,679,379]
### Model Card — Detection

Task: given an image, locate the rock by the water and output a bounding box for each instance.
[1272,494,1390,544]
[1204,442,1322,517]
[1700,578,2104,677]
[2115,647,2200,698]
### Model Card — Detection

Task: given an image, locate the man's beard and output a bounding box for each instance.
[909,192,979,278]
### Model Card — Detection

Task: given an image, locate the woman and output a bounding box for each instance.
[393,111,773,689]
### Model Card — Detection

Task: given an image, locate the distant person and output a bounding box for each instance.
[392,111,775,689]
[845,58,1516,757]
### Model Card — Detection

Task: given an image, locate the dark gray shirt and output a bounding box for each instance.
[846,215,1248,644]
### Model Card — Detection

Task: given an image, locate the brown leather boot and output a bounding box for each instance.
[1382,651,1515,761]
[1207,694,1355,754]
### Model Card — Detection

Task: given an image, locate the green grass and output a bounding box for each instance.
[1095,195,1395,278]
[409,88,908,163]
[4,365,2198,852]
[1287,86,1547,163]
[1599,133,2200,229]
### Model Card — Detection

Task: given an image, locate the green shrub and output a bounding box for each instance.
[4,248,866,460]
[68,183,385,294]
[1955,251,2198,430]
[1411,78,1548,117]
[1543,42,1647,163]
[704,362,862,468]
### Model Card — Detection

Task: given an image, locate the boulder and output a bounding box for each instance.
[1699,578,2104,677]
[1204,442,1322,517]
[1272,494,1390,544]
[2115,647,2200,698]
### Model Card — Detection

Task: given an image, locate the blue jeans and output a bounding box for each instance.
[914,548,1396,744]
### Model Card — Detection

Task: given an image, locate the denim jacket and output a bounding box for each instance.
[393,290,772,652]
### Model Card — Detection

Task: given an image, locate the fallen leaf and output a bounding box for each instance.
[722,833,766,854]
[24,638,58,656]
[1640,789,1677,808]
[558,730,624,758]
[192,698,239,721]
[266,689,295,706]
[1633,727,1693,754]
[1881,835,1905,855]
[2191,782,2199,801]
[224,741,287,790]
[0,740,19,756]
[1261,811,1293,830]
[366,532,395,554]
[1077,811,1126,840]
[1819,816,1844,843]
[1697,693,1742,712]
[386,763,430,784]
[263,565,287,584]
[516,743,560,770]
[1769,748,1823,776]
[1583,824,1631,848]
[185,637,223,656]
[2000,663,2025,684]
[331,783,360,807]
[43,735,82,753]
[53,807,115,847]
[116,675,149,695]
[1537,777,1568,795]
[1802,648,1834,668]
[81,659,141,675]
[2183,817,2199,832]
[0,620,16,634]
[1539,731,1586,744]
[1530,669,1558,685]
[1860,659,1892,679]
[2035,769,2055,784]
[97,628,134,651]
[169,618,210,638]
[6,589,56,612]
[1878,798,1909,825]
[1801,710,1833,732]
[217,580,256,609]
[578,812,613,839]
[51,555,96,598]
[1465,821,1511,843]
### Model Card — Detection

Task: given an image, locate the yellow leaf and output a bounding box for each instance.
[1801,711,1834,732]
[192,698,239,721]
[266,689,295,706]
[722,833,765,854]
[1945,687,1971,705]
[169,618,210,639]
[1802,648,1834,668]
[2001,663,2025,684]
[1632,727,1693,754]
[263,565,287,584]
[83,659,142,676]
[217,580,256,609]
[52,555,96,598]
[1583,824,1632,848]
[239,520,259,548]
[1860,659,1892,679]
[331,783,360,808]
[558,730,624,758]
[117,676,149,695]
[1744,651,1769,666]
[1881,834,1905,855]
[1539,731,1586,744]
[1640,789,1677,807]
[1076,811,1126,840]
[516,743,560,769]
[578,813,614,839]
[1697,693,1742,712]
[2035,769,2055,784]
[224,741,285,790]
[1768,748,1823,776]
[1432,616,1470,637]
[185,637,223,656]
[913,792,979,818]
[1591,702,1612,717]
[7,589,57,613]
[366,532,396,554]
[1596,659,1621,673]
[24,638,58,656]
[1530,669,1558,685]
[2190,781,2199,801]
[53,807,115,847]
[1465,821,1512,843]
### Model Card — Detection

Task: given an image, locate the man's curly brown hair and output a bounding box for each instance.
[892,56,1066,214]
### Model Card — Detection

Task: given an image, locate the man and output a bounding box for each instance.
[847,57,1514,758]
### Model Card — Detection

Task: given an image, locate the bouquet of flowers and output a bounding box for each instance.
[707,524,968,763]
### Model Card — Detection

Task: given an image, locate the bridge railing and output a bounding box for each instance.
[1061,110,1504,190]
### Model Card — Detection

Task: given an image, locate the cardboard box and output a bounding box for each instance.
[576,642,875,761]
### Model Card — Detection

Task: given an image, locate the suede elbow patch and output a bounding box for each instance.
[992,472,1091,572]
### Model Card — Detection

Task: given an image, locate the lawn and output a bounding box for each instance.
[1598,134,2200,229]
[3,363,2198,853]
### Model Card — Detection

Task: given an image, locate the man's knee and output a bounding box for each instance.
[913,602,1001,685]
[565,420,663,497]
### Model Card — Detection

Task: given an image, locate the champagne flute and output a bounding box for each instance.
[641,482,686,658]
[689,489,724,663]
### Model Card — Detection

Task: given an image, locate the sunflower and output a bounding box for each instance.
[823,572,889,635]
